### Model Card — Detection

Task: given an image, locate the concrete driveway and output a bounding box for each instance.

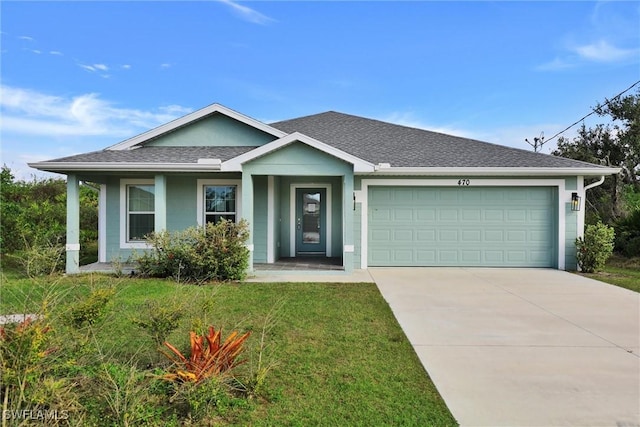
[370,268,640,427]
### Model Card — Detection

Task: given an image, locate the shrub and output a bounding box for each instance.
[0,166,98,255]
[576,221,615,273]
[614,209,640,258]
[67,288,115,328]
[12,240,65,277]
[134,220,250,283]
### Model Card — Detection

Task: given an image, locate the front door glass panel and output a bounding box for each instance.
[296,188,326,254]
[302,192,321,245]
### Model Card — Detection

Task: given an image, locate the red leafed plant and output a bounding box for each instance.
[161,326,251,383]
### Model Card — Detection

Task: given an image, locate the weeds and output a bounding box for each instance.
[131,298,186,347]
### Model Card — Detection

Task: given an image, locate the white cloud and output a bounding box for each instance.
[19,35,34,41]
[537,39,639,71]
[538,2,640,71]
[536,57,575,72]
[574,40,639,62]
[382,112,477,139]
[0,85,193,138]
[49,51,63,56]
[121,64,131,70]
[217,0,275,25]
[79,63,110,72]
[160,63,172,69]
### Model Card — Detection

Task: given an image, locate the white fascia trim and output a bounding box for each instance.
[98,184,107,262]
[359,178,567,270]
[222,132,375,173]
[28,162,223,173]
[290,183,332,257]
[105,103,287,151]
[196,179,242,226]
[360,167,621,176]
[120,179,154,249]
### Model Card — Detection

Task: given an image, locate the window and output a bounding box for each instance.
[196,179,241,226]
[127,184,155,241]
[204,185,237,223]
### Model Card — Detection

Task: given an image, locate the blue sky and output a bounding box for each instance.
[1,1,639,179]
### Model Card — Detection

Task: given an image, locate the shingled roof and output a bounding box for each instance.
[45,146,254,163]
[32,107,614,174]
[270,111,608,169]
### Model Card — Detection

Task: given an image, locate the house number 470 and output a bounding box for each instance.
[457,179,470,186]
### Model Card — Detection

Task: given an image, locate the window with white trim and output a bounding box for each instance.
[127,184,155,241]
[204,185,237,223]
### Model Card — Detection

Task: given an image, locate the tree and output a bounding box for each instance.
[553,89,639,224]
[0,166,98,255]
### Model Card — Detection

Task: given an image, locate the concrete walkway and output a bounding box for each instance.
[370,267,640,427]
[246,269,375,283]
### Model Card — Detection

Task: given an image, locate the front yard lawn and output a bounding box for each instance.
[580,256,640,293]
[0,271,457,426]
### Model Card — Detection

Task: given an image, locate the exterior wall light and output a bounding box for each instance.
[571,192,581,211]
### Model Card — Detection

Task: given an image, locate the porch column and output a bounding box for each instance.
[154,174,167,232]
[242,172,254,270]
[343,171,355,273]
[66,174,80,274]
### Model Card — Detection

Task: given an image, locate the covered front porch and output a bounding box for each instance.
[237,136,362,273]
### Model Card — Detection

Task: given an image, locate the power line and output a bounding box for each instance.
[528,79,640,148]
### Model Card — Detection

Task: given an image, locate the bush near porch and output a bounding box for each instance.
[134,220,250,283]
[0,270,457,426]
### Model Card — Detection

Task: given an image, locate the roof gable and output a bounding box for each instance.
[222,132,375,172]
[107,103,287,150]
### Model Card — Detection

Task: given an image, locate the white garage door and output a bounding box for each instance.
[368,186,557,267]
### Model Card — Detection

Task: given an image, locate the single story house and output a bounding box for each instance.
[30,103,619,274]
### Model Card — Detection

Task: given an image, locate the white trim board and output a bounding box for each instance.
[289,183,332,257]
[98,184,107,262]
[267,176,275,263]
[359,178,567,270]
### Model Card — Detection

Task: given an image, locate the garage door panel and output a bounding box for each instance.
[507,230,527,242]
[416,250,436,262]
[506,210,527,222]
[393,229,413,242]
[371,208,391,221]
[484,251,504,263]
[484,230,504,241]
[462,230,482,242]
[439,209,458,221]
[370,229,391,241]
[416,229,436,241]
[484,210,504,221]
[461,209,481,221]
[439,229,459,242]
[368,186,556,267]
[461,250,482,262]
[393,209,413,221]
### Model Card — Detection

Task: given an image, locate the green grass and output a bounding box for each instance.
[580,255,640,293]
[0,271,457,426]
